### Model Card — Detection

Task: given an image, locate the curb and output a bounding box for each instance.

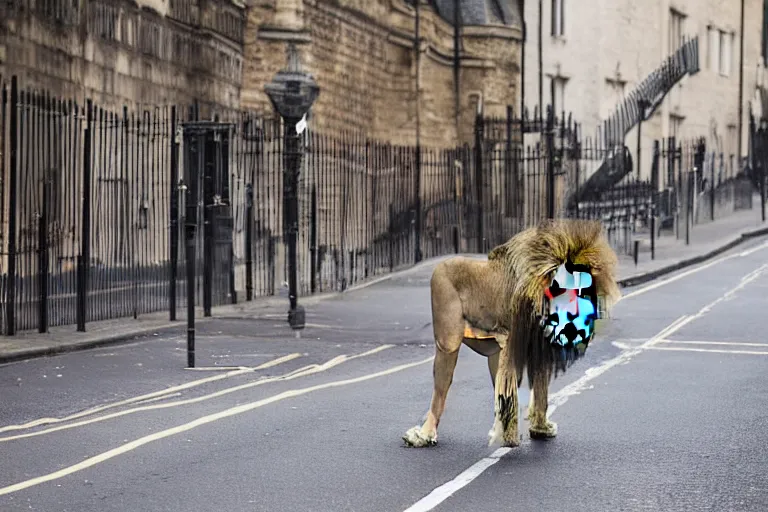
[2,228,766,365]
[0,321,191,365]
[617,225,768,288]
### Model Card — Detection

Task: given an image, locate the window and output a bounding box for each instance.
[606,78,626,105]
[669,9,685,53]
[719,30,732,76]
[709,26,733,76]
[551,76,567,114]
[670,114,684,139]
[708,26,719,71]
[727,123,738,156]
[551,0,564,37]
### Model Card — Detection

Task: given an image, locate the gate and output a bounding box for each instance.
[180,121,236,315]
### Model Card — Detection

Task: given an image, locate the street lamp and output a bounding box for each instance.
[264,43,320,333]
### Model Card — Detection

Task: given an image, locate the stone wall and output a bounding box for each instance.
[0,0,246,115]
[241,0,522,148]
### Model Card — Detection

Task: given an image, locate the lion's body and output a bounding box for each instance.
[403,219,620,449]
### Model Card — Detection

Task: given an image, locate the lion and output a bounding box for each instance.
[402,218,621,448]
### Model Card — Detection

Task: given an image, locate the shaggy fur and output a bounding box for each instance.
[402,219,620,449]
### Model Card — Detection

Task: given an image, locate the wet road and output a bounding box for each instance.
[1,238,768,512]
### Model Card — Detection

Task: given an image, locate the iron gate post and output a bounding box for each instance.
[546,106,556,219]
[245,183,254,301]
[474,113,484,253]
[6,77,18,335]
[169,106,180,321]
[77,99,93,332]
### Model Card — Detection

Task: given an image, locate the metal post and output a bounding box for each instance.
[202,130,215,317]
[634,240,639,267]
[77,99,93,332]
[245,183,254,301]
[389,203,395,272]
[38,97,50,333]
[546,106,556,219]
[3,78,15,335]
[710,151,716,222]
[636,100,644,180]
[185,179,197,368]
[283,117,304,330]
[762,163,766,223]
[650,140,659,260]
[310,184,317,294]
[414,144,423,263]
[474,113,484,252]
[169,106,179,320]
[506,105,515,220]
[184,130,200,369]
[685,172,691,246]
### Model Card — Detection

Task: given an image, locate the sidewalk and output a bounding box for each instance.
[1,210,766,364]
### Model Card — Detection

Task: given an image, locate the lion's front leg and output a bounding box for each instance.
[528,366,557,440]
[488,348,519,448]
[403,348,459,448]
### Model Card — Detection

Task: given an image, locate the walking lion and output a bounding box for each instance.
[403,219,621,448]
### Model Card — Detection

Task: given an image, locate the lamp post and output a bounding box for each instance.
[264,43,320,333]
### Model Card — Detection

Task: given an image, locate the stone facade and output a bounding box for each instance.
[0,0,246,115]
[523,0,767,182]
[241,0,523,148]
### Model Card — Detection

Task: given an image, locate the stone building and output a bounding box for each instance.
[522,0,768,183]
[241,0,523,148]
[0,0,246,114]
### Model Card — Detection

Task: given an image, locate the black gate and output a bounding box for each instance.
[180,122,236,316]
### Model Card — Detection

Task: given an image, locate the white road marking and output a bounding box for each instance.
[0,353,303,435]
[642,346,768,356]
[658,339,768,347]
[402,262,768,512]
[0,346,393,443]
[619,239,768,301]
[403,449,511,512]
[0,354,434,498]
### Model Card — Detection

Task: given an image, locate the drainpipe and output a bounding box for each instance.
[519,0,526,120]
[738,0,745,166]
[454,0,461,139]
[538,0,543,114]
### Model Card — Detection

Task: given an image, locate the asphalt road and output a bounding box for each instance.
[1,237,768,512]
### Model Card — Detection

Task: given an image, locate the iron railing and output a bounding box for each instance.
[0,75,764,335]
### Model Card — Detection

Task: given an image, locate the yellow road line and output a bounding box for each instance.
[0,353,433,498]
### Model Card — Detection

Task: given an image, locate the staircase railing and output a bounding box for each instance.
[570,36,701,208]
[600,36,700,148]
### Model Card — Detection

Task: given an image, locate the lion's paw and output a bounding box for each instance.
[488,420,519,448]
[529,420,558,440]
[402,426,437,448]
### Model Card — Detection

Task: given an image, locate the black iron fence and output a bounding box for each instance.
[1,74,766,335]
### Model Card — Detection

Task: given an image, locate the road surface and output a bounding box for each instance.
[1,236,768,512]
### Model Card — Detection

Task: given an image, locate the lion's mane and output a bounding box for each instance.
[487,218,621,385]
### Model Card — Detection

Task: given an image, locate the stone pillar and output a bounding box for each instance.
[273,0,305,31]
